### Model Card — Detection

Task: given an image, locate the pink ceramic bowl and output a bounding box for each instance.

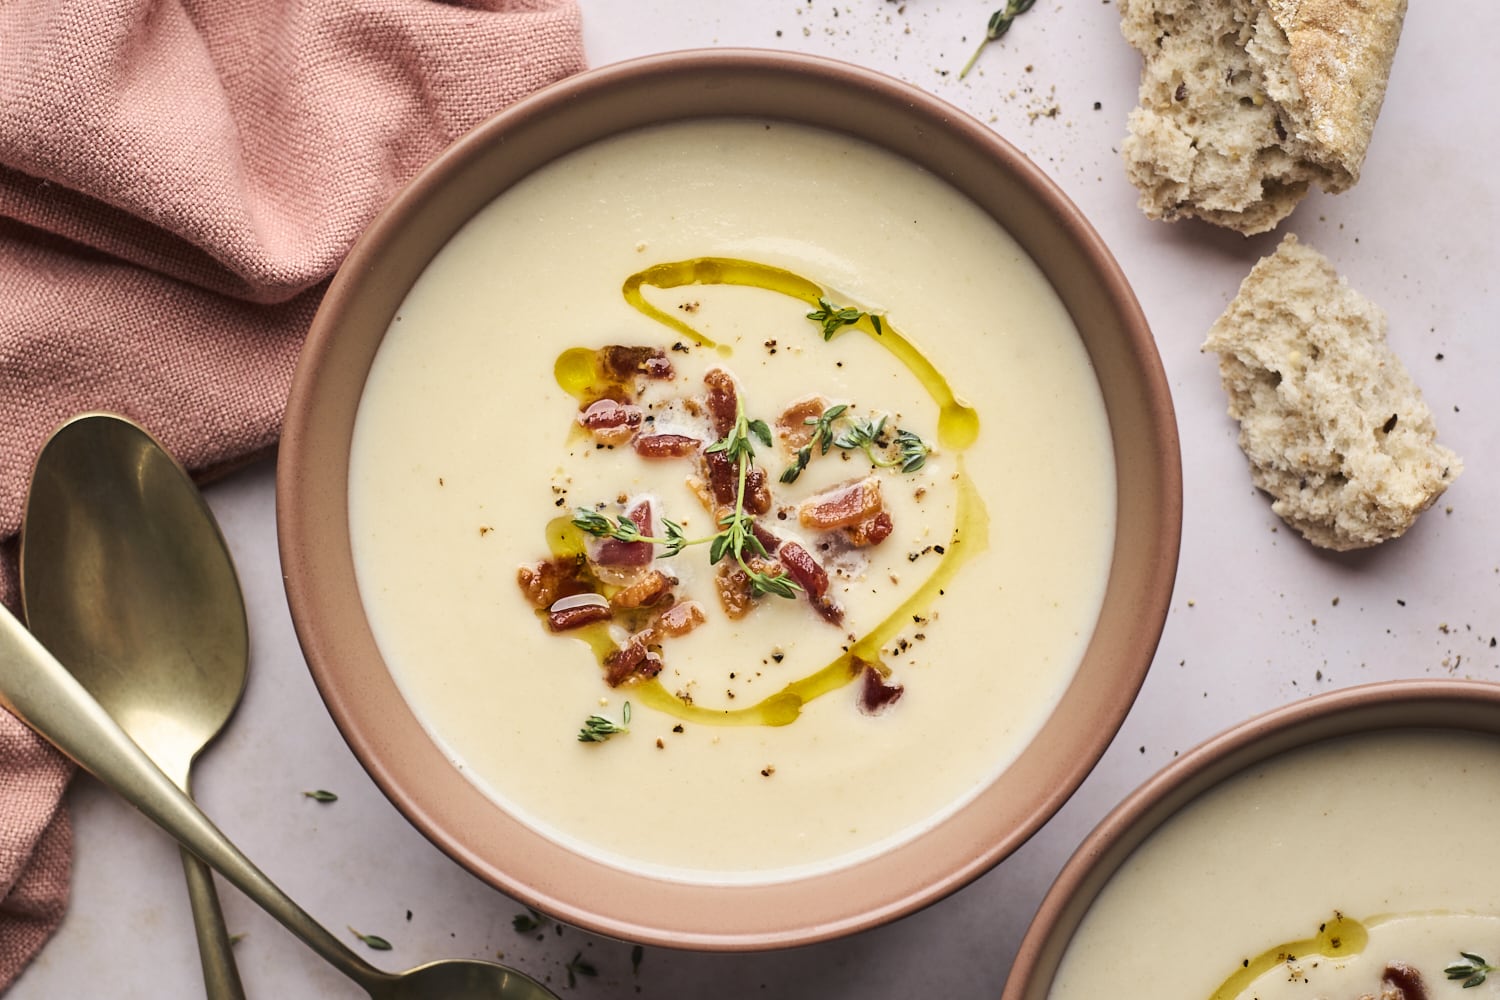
[277,49,1180,950]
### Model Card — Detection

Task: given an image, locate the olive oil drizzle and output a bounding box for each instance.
[623,258,980,451]
[1208,914,1369,1000]
[548,257,989,727]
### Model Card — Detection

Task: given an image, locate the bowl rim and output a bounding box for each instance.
[277,47,1182,949]
[1001,678,1500,999]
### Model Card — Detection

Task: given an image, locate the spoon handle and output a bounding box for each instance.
[0,606,393,994]
[181,845,248,1000]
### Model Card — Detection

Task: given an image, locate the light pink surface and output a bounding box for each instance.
[0,0,583,988]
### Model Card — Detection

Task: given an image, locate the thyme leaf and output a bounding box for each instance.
[348,927,392,951]
[571,508,692,557]
[512,908,549,933]
[960,0,1039,80]
[566,952,597,988]
[806,297,871,340]
[1446,952,1496,988]
[302,789,338,803]
[578,701,631,743]
[895,428,931,473]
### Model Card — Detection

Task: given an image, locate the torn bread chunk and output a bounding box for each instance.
[1120,0,1407,234]
[1203,234,1461,550]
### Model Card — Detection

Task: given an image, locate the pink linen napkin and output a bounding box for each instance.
[0,0,585,989]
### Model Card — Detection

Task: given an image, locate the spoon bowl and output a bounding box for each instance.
[22,413,249,998]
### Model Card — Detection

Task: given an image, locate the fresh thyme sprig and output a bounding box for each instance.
[708,401,801,599]
[571,508,693,556]
[578,701,631,743]
[780,410,932,483]
[806,297,882,340]
[960,0,1039,80]
[1446,952,1497,988]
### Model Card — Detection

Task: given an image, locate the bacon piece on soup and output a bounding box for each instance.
[799,476,883,531]
[857,661,904,715]
[703,367,741,439]
[776,395,828,449]
[778,541,842,625]
[591,498,655,568]
[699,448,771,515]
[546,594,612,632]
[843,510,894,548]
[609,568,675,610]
[713,562,756,619]
[516,555,590,609]
[654,599,706,638]
[600,345,674,382]
[633,433,700,459]
[604,631,663,686]
[578,398,643,445]
[750,520,782,555]
[1380,963,1428,1000]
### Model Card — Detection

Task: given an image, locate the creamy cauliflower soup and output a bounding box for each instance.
[1049,729,1500,1000]
[348,119,1115,882]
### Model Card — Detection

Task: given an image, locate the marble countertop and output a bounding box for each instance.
[11,1,1499,997]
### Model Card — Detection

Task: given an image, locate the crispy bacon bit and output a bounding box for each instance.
[843,510,894,548]
[593,498,654,567]
[604,631,662,686]
[546,595,612,632]
[609,568,675,610]
[714,562,756,619]
[799,476,883,531]
[700,449,771,515]
[1381,963,1428,1000]
[857,661,904,715]
[600,345,674,381]
[654,600,706,637]
[778,541,843,625]
[776,395,828,448]
[633,433,700,459]
[578,398,643,445]
[703,368,739,438]
[516,556,589,608]
[750,521,782,554]
[702,448,738,507]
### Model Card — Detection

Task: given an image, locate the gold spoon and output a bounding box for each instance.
[3,414,558,1000]
[22,413,250,998]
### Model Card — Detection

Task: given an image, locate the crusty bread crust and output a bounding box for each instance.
[1121,0,1406,234]
[1204,235,1461,550]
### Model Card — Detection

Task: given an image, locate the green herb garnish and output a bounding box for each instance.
[348,927,392,951]
[578,701,631,743]
[302,789,338,803]
[779,409,932,483]
[806,297,880,340]
[512,908,549,933]
[960,0,1039,80]
[570,508,691,556]
[566,952,597,987]
[1446,952,1496,988]
[631,945,644,975]
[706,401,800,598]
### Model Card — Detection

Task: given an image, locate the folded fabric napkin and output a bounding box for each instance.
[0,0,584,989]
